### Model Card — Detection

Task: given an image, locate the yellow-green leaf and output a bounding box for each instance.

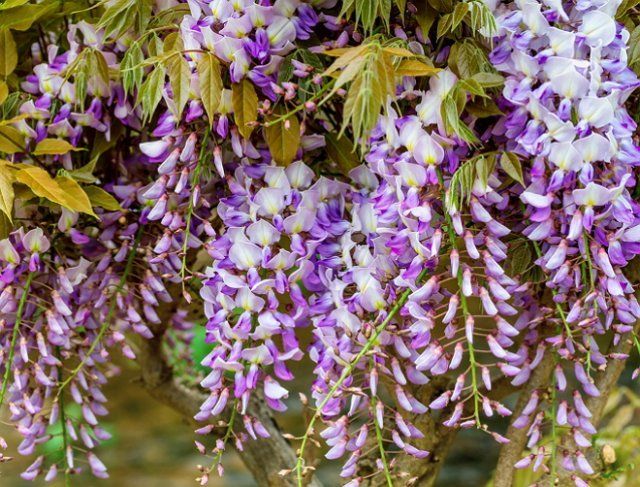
[33,138,80,156]
[0,211,10,238]
[15,166,68,208]
[416,2,437,35]
[0,114,28,126]
[325,133,359,176]
[140,65,165,121]
[166,53,191,119]
[323,45,368,76]
[0,28,17,76]
[14,166,95,216]
[197,52,222,127]
[92,50,111,97]
[476,153,496,190]
[232,79,258,139]
[381,46,416,58]
[264,110,300,166]
[55,176,96,217]
[0,80,7,104]
[471,71,504,88]
[0,126,24,154]
[163,32,182,54]
[0,162,14,220]
[83,185,122,211]
[0,0,30,10]
[500,152,525,186]
[452,2,469,31]
[395,59,441,77]
[0,4,56,31]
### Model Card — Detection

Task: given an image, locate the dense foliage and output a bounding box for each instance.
[1,0,640,485]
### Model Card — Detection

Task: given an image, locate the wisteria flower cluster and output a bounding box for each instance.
[1,0,639,486]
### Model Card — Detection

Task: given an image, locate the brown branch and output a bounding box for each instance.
[136,317,323,487]
[358,363,537,487]
[493,350,555,487]
[528,324,640,486]
[585,324,640,425]
[357,377,457,487]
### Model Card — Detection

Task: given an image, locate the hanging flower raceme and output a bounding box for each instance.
[3,0,640,485]
[491,0,640,478]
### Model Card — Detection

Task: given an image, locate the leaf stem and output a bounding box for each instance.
[437,168,481,426]
[211,399,238,472]
[371,391,393,486]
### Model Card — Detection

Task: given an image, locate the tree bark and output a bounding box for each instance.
[493,351,555,487]
[136,318,322,487]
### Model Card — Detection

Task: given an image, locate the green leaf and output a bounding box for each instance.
[163,32,182,54]
[446,152,498,211]
[325,133,360,176]
[0,161,14,220]
[91,50,111,97]
[446,157,475,212]
[415,2,438,35]
[440,90,479,144]
[98,0,134,39]
[98,0,152,39]
[299,49,323,70]
[166,53,191,119]
[0,28,17,76]
[0,126,24,154]
[506,240,533,276]
[0,0,29,11]
[197,53,222,127]
[122,42,144,96]
[458,78,486,97]
[449,41,491,79]
[75,63,88,107]
[338,43,395,146]
[500,152,525,186]
[476,153,496,190]
[629,26,640,74]
[140,65,165,121]
[278,52,296,84]
[471,72,504,88]
[466,0,498,36]
[466,98,503,118]
[68,161,98,184]
[83,185,122,211]
[232,79,258,139]
[264,110,300,166]
[340,0,391,34]
[437,13,453,39]
[33,138,81,156]
[452,2,469,31]
[617,0,640,18]
[0,4,56,31]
